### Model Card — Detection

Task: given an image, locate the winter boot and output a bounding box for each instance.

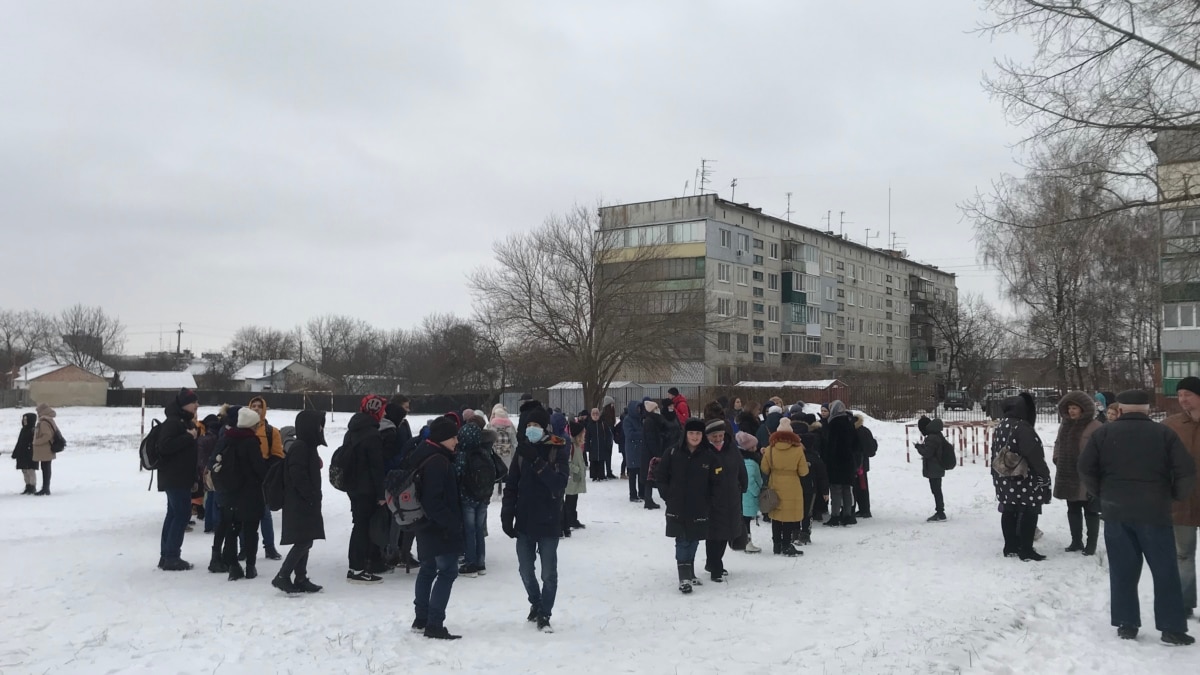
[927,512,947,522]
[1001,512,1020,557]
[536,616,554,633]
[1065,506,1084,552]
[1018,514,1045,561]
[271,575,300,594]
[21,485,35,495]
[1118,625,1138,640]
[677,563,693,595]
[797,530,812,545]
[842,514,858,526]
[423,625,462,640]
[1162,631,1195,646]
[744,538,762,554]
[294,577,323,593]
[34,487,50,496]
[264,547,282,561]
[244,545,258,579]
[227,561,245,581]
[823,515,843,527]
[207,548,228,574]
[781,543,804,557]
[1082,513,1100,556]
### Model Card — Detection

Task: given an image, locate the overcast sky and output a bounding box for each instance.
[0,1,1030,355]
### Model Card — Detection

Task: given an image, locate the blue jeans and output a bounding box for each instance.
[260,506,275,552]
[516,534,559,618]
[675,537,700,564]
[462,501,488,567]
[160,488,192,559]
[414,553,459,628]
[1105,521,1188,632]
[204,491,220,532]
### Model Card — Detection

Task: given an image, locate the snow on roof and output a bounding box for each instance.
[232,360,296,381]
[734,380,843,389]
[185,360,211,376]
[119,371,198,390]
[15,356,114,383]
[548,381,636,390]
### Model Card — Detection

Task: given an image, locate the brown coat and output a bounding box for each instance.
[761,430,810,523]
[1052,391,1101,502]
[1163,411,1200,527]
[31,403,59,463]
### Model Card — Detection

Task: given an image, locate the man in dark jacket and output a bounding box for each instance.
[216,406,267,580]
[273,410,327,594]
[641,400,668,510]
[157,388,201,571]
[503,405,570,633]
[1079,390,1196,645]
[622,400,646,502]
[824,400,862,527]
[584,408,612,481]
[704,419,748,582]
[344,395,388,583]
[655,418,718,594]
[853,414,878,518]
[410,416,465,640]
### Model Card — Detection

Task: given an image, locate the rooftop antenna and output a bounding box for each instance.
[693,169,700,195]
[730,178,738,202]
[839,211,853,239]
[175,322,184,356]
[682,180,689,197]
[887,183,893,251]
[822,210,832,232]
[865,227,880,248]
[698,159,716,195]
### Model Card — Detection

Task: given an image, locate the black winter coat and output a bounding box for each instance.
[1079,413,1197,526]
[855,420,878,472]
[584,418,613,462]
[707,441,749,540]
[281,410,326,545]
[223,427,267,517]
[157,401,199,492]
[343,412,385,501]
[756,412,782,450]
[409,440,465,559]
[643,413,670,464]
[918,419,950,480]
[502,436,570,539]
[991,394,1051,512]
[13,413,36,471]
[655,442,718,541]
[824,414,862,485]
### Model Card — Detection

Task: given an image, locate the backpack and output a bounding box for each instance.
[328,443,352,492]
[50,426,67,454]
[384,453,441,532]
[939,438,957,471]
[209,437,243,493]
[264,422,275,455]
[461,446,504,502]
[140,419,164,470]
[279,426,297,454]
[263,459,286,511]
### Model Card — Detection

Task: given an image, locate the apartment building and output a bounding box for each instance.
[599,195,957,386]
[1154,130,1200,395]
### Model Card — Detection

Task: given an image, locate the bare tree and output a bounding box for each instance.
[470,203,700,409]
[0,310,41,387]
[979,0,1200,222]
[229,326,299,363]
[47,304,126,373]
[304,314,383,389]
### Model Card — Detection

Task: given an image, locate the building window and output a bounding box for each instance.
[738,233,751,252]
[824,342,834,356]
[753,287,764,298]
[753,255,764,265]
[736,300,749,318]
[886,274,893,283]
[768,273,779,291]
[718,263,731,283]
[824,286,834,301]
[837,289,845,298]
[753,335,765,346]
[753,302,765,315]
[768,337,780,354]
[823,312,835,329]
[753,351,765,363]
[753,238,764,250]
[1166,303,1199,329]
[737,334,749,352]
[848,319,855,333]
[717,297,732,316]
[859,345,866,360]
[847,343,855,359]
[717,332,730,351]
[753,270,764,282]
[721,229,732,248]
[836,261,844,271]
[837,343,845,353]
[824,256,834,274]
[770,243,779,259]
[753,319,765,330]
[737,267,750,285]
[838,302,845,311]
[807,337,821,354]
[768,305,779,323]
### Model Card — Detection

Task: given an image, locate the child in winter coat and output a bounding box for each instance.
[735,431,763,554]
[915,415,951,522]
[563,420,588,535]
[13,412,37,494]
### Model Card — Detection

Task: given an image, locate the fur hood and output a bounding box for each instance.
[854,413,866,429]
[36,403,55,418]
[768,430,804,448]
[1057,390,1096,421]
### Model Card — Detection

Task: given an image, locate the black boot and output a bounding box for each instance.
[1001,512,1020,557]
[244,544,258,579]
[1082,513,1100,556]
[1065,506,1084,552]
[21,485,35,495]
[677,563,693,594]
[208,547,228,574]
[1018,513,1045,561]
[294,577,323,593]
[271,575,299,594]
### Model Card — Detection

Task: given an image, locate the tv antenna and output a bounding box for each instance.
[730,178,738,202]
[864,227,880,248]
[785,192,793,222]
[821,210,832,232]
[698,159,716,195]
[839,211,853,239]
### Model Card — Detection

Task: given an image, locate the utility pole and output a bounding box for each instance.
[730,178,738,202]
[785,192,793,222]
[175,323,183,356]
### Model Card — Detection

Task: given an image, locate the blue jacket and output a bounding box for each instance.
[621,400,645,469]
[502,435,570,538]
[742,455,763,518]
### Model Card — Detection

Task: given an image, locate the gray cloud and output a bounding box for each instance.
[0,1,1028,353]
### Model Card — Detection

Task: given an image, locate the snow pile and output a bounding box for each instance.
[0,407,1193,673]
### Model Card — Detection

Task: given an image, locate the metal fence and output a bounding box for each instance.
[106,389,494,415]
[0,389,30,408]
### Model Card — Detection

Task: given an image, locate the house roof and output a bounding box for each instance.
[232,360,296,381]
[548,381,636,390]
[734,380,844,389]
[15,356,114,383]
[185,360,211,376]
[119,371,198,390]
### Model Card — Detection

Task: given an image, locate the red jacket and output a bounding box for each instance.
[672,395,691,425]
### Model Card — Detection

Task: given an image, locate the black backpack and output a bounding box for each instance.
[461,446,504,502]
[329,442,353,492]
[939,438,957,471]
[263,459,286,511]
[140,419,164,470]
[50,427,67,454]
[210,437,243,493]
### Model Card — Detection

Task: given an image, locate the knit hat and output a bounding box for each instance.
[428,416,458,444]
[385,401,408,423]
[237,407,260,429]
[456,420,482,449]
[776,417,793,433]
[445,410,462,428]
[462,408,476,422]
[176,388,198,408]
[735,431,758,451]
[644,400,660,414]
[684,419,706,433]
[525,406,552,432]
[225,405,242,428]
[569,420,586,438]
[1116,390,1151,406]
[1177,377,1200,398]
[705,419,726,435]
[360,394,387,422]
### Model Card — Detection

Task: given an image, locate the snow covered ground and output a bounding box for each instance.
[0,406,1195,674]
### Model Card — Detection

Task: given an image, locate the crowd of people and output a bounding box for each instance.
[10,381,1200,646]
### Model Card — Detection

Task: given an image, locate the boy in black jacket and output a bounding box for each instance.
[915,416,950,522]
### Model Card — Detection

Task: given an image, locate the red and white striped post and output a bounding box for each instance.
[905,424,910,463]
[139,388,146,471]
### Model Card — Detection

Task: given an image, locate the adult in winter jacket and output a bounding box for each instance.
[409,416,465,640]
[156,390,200,570]
[216,406,267,580]
[823,400,861,527]
[584,408,612,481]
[991,393,1051,561]
[31,403,61,495]
[454,422,492,576]
[640,401,668,509]
[916,416,951,522]
[502,405,570,632]
[563,420,588,535]
[795,419,827,539]
[12,412,37,494]
[622,400,646,502]
[382,398,414,471]
[343,395,388,582]
[668,387,691,424]
[247,396,284,560]
[704,419,747,582]
[490,404,517,469]
[1052,391,1103,555]
[196,414,221,534]
[601,399,619,479]
[272,410,327,594]
[756,410,782,451]
[735,431,764,554]
[1164,377,1200,621]
[761,418,809,557]
[655,418,718,594]
[1079,389,1196,645]
[853,414,878,518]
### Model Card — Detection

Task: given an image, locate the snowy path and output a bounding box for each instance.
[0,407,1194,674]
